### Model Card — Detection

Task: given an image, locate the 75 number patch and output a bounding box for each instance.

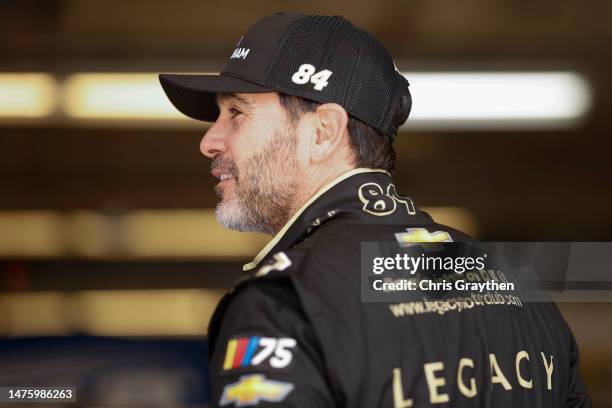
[223,337,297,371]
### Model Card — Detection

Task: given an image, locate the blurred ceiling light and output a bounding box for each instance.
[406,72,592,130]
[0,210,270,258]
[122,210,270,257]
[75,289,224,336]
[0,71,593,129]
[62,73,184,120]
[0,208,477,258]
[0,289,224,337]
[0,292,69,336]
[0,73,58,117]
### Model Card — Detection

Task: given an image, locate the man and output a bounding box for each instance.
[159,12,590,407]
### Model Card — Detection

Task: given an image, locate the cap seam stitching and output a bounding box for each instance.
[342,27,362,114]
[262,15,309,84]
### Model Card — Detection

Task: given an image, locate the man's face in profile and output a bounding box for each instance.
[200,92,305,234]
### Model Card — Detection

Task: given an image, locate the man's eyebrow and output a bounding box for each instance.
[216,93,253,108]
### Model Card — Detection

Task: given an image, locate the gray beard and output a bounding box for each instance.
[214,127,300,235]
[215,197,279,234]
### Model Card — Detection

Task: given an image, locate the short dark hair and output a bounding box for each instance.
[278,92,410,172]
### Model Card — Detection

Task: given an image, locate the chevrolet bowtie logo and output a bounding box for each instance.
[220,374,294,406]
[395,227,453,249]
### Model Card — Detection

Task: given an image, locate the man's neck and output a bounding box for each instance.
[272,164,357,235]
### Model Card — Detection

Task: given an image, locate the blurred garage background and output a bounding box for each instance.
[1,0,611,406]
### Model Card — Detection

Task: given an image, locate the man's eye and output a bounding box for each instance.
[229,108,243,118]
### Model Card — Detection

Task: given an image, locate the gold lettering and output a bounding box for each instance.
[490,353,512,390]
[541,352,554,390]
[457,358,477,398]
[424,362,449,404]
[393,368,413,408]
[515,351,532,389]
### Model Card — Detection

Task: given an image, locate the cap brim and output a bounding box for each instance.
[159,73,272,122]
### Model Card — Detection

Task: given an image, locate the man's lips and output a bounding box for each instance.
[211,169,237,184]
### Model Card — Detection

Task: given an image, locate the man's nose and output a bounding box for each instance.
[200,121,227,158]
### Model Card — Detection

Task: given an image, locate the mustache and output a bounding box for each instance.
[211,156,239,178]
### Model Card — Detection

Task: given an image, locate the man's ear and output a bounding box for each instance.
[310,103,349,164]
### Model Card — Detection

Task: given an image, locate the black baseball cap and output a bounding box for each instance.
[159,12,411,138]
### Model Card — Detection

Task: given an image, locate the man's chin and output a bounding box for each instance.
[215,200,246,230]
[215,200,271,234]
[215,203,238,229]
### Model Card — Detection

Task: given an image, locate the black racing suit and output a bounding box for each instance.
[207,168,590,407]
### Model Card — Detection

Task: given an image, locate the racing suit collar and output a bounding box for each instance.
[243,168,397,271]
